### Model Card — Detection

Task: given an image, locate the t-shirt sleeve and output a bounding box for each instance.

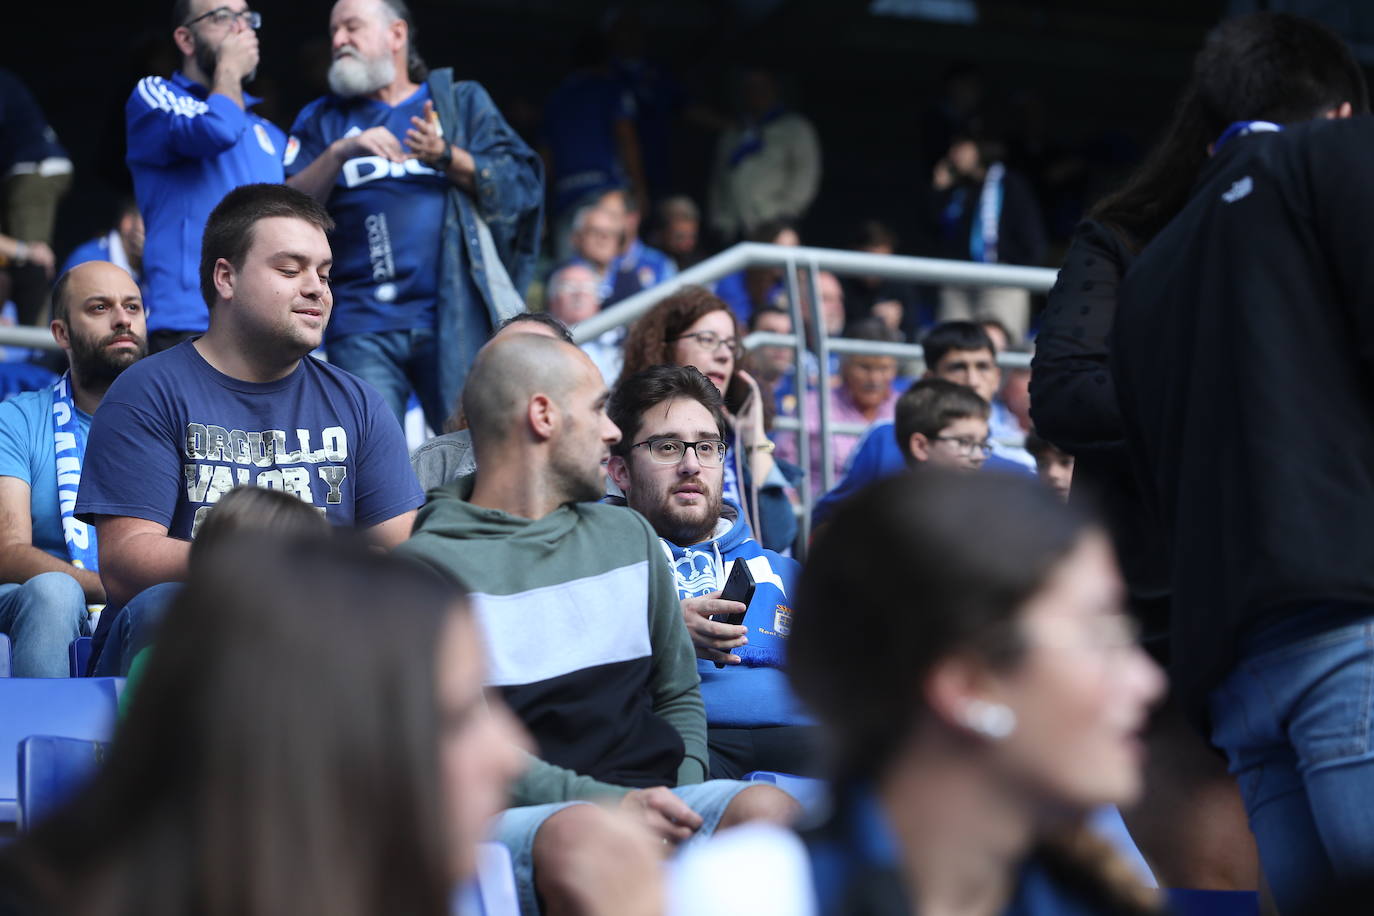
[283,102,328,177]
[74,395,183,528]
[351,386,425,527]
[0,397,38,485]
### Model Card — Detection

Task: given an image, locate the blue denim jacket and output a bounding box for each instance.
[427,69,544,413]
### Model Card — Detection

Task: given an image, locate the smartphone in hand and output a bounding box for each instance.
[710,562,756,626]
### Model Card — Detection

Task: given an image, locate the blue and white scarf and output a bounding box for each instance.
[51,373,98,574]
[1214,120,1282,153]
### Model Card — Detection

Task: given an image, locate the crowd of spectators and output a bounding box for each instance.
[9,0,1374,913]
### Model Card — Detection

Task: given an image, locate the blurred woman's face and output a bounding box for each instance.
[436,609,530,882]
[671,309,737,395]
[988,532,1165,810]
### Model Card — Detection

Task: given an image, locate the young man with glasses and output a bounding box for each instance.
[399,336,796,915]
[606,364,817,781]
[127,0,282,352]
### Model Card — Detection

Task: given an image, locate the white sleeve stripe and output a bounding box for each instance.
[135,76,210,119]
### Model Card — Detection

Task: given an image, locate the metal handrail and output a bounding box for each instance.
[0,325,60,350]
[572,241,1056,551]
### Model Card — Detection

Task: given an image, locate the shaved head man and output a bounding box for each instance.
[0,260,148,675]
[400,333,798,916]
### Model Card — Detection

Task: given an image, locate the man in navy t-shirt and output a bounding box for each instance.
[76,183,423,627]
[285,0,542,434]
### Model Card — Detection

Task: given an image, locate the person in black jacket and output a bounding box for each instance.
[1111,14,1374,912]
[1030,48,1261,897]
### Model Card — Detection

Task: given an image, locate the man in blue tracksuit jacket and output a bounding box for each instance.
[608,364,817,780]
[126,1,283,350]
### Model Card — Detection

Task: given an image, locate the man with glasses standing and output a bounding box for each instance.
[606,364,817,781]
[127,0,281,352]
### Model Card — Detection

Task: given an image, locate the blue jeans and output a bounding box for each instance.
[90,582,181,677]
[328,327,446,434]
[1209,615,1374,913]
[0,572,87,677]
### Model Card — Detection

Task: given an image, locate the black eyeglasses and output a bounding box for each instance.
[631,437,730,467]
[184,6,261,29]
[671,331,742,359]
[932,435,993,457]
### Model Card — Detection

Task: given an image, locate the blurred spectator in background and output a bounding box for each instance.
[896,378,991,472]
[1026,430,1074,502]
[709,69,821,244]
[0,534,534,916]
[714,218,798,324]
[286,0,543,435]
[932,124,1046,342]
[612,188,677,291]
[619,287,800,554]
[918,61,984,173]
[651,194,706,271]
[777,317,901,497]
[0,262,146,677]
[745,305,796,414]
[605,8,687,206]
[841,220,922,340]
[0,69,72,327]
[568,201,642,306]
[922,321,1028,456]
[542,32,648,260]
[127,0,282,352]
[674,471,1165,916]
[545,260,623,384]
[60,198,147,304]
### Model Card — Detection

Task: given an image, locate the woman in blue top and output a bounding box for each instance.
[674,471,1166,915]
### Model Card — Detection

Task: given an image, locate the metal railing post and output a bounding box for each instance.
[807,258,836,495]
[783,257,812,554]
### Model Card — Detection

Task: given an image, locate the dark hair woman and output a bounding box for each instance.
[1028,10,1367,895]
[671,471,1165,915]
[0,534,528,916]
[617,285,799,553]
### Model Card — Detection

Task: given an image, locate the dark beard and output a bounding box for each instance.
[70,331,146,388]
[636,485,721,547]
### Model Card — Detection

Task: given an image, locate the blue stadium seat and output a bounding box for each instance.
[0,678,123,827]
[743,770,829,819]
[68,636,92,678]
[17,736,106,832]
[0,633,10,677]
[451,842,520,916]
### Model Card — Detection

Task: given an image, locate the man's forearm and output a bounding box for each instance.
[443,145,476,193]
[285,144,346,203]
[0,543,105,603]
[100,532,190,607]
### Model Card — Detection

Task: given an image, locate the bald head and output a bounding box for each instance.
[52,261,141,325]
[463,334,596,450]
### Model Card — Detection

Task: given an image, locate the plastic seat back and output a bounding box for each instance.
[17,736,106,831]
[0,677,122,826]
[68,636,93,678]
[0,633,10,677]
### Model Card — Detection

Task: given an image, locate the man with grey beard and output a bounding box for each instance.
[126,0,283,352]
[285,0,543,436]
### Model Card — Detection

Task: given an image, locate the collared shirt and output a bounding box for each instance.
[126,71,285,333]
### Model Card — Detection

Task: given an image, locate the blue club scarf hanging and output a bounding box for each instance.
[51,372,99,574]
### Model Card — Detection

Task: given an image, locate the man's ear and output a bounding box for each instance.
[49,318,70,351]
[606,454,631,494]
[908,432,931,463]
[212,258,236,304]
[172,25,195,59]
[527,393,557,441]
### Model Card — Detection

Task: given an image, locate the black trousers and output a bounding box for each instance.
[707,725,822,781]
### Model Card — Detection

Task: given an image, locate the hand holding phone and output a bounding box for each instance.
[710,561,756,626]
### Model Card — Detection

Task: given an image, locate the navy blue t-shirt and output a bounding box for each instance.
[75,342,423,539]
[285,85,447,340]
[542,72,635,215]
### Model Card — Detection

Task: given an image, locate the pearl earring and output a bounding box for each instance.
[963,700,1017,739]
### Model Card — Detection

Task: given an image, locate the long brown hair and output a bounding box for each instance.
[0,535,465,916]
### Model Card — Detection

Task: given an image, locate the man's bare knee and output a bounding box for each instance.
[719,784,801,831]
[533,804,662,916]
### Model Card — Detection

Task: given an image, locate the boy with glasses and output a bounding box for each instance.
[607,365,817,780]
[127,0,280,353]
[894,378,992,471]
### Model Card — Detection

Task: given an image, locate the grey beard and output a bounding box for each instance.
[328,52,395,97]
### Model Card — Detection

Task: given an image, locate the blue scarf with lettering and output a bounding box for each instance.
[51,373,98,573]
